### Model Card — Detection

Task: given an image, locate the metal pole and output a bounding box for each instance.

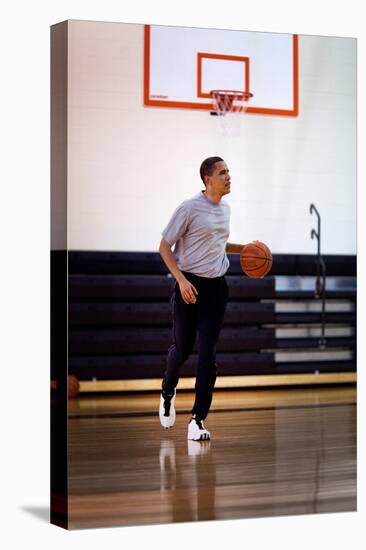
[310,204,326,349]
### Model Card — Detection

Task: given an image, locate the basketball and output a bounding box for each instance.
[68,375,80,398]
[240,241,272,278]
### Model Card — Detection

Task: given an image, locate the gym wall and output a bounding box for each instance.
[63,20,356,255]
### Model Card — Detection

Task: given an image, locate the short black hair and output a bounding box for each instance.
[200,156,224,185]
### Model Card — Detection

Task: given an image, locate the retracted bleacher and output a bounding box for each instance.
[68,252,356,391]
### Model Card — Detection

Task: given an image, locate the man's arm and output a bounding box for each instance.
[159,239,185,283]
[225,242,247,254]
[159,238,198,304]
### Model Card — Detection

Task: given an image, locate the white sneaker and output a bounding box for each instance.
[187,416,211,441]
[159,389,176,429]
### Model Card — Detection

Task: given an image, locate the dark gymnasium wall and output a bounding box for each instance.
[60,251,357,384]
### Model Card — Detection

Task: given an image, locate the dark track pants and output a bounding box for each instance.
[162,271,228,420]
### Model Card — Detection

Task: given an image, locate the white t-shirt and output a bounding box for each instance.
[162,191,230,278]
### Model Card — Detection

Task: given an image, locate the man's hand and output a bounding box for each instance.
[178,277,198,304]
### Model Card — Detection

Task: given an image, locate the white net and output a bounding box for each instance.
[211,90,253,137]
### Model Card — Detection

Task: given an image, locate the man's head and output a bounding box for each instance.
[200,156,231,197]
[200,157,224,185]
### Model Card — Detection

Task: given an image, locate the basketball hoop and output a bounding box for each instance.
[210,90,253,116]
[210,90,253,137]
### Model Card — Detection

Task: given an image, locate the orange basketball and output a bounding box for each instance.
[240,241,272,278]
[68,375,80,399]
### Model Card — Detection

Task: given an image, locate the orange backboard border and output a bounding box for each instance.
[196,52,250,99]
[144,25,299,117]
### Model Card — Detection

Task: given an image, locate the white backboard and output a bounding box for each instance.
[144,25,299,116]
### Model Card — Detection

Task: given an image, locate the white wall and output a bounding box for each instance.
[67,20,356,254]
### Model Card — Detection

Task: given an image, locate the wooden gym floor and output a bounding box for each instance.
[67,385,356,529]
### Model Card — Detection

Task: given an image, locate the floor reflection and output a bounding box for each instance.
[159,438,216,522]
[159,440,176,492]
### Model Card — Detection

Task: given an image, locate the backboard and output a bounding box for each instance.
[144,25,299,116]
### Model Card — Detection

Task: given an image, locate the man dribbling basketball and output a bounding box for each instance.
[158,157,247,441]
